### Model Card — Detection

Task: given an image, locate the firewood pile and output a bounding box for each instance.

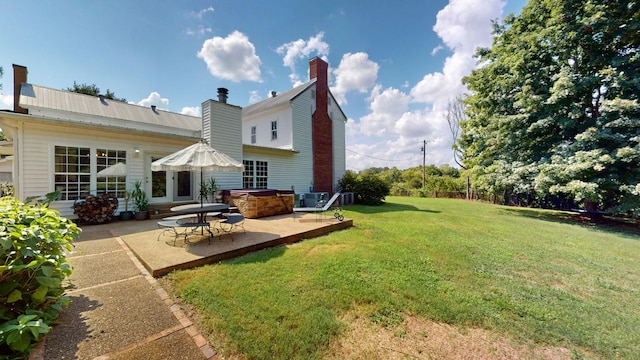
[73,193,119,224]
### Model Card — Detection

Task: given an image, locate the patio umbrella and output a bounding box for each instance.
[97,162,127,178]
[151,139,244,206]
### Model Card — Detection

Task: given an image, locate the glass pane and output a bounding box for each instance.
[176,171,191,197]
[152,170,167,198]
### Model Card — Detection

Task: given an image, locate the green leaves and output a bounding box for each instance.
[0,197,79,356]
[460,0,640,213]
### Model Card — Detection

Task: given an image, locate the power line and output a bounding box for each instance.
[346,148,416,163]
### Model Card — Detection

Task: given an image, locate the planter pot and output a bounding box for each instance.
[134,211,149,220]
[120,211,134,221]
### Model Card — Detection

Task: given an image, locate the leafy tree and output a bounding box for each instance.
[460,0,640,214]
[66,81,127,102]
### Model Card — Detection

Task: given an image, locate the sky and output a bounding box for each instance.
[0,0,526,172]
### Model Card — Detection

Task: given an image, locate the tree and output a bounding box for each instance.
[446,96,467,168]
[66,81,127,102]
[460,0,640,214]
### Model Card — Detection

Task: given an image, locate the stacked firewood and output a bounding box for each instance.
[73,193,119,224]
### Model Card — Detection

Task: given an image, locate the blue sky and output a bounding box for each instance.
[0,0,526,171]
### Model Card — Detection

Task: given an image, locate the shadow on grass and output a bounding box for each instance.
[345,202,441,215]
[500,207,640,240]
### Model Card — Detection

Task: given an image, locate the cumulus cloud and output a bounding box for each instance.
[0,93,13,110]
[198,31,262,82]
[180,106,201,117]
[358,85,411,137]
[331,52,379,105]
[136,92,169,110]
[346,0,506,171]
[277,32,330,85]
[433,0,502,53]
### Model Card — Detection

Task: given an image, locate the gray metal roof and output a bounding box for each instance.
[242,79,315,118]
[19,83,201,133]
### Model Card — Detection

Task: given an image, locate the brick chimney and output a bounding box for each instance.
[309,57,334,194]
[13,64,28,114]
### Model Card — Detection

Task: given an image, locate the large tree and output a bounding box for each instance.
[66,81,127,102]
[460,0,640,214]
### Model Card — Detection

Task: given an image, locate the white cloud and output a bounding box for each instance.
[431,44,444,56]
[0,93,13,110]
[248,90,261,104]
[180,106,201,117]
[190,6,214,19]
[358,85,411,137]
[197,31,262,82]
[331,52,379,105]
[186,25,212,37]
[276,32,330,85]
[136,92,169,109]
[433,0,503,53]
[346,0,506,171]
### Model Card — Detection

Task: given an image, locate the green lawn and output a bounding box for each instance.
[167,197,640,359]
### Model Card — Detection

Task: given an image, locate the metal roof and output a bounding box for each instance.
[242,79,315,118]
[18,83,201,133]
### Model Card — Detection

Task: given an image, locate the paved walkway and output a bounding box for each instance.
[31,227,215,360]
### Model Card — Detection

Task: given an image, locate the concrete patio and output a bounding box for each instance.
[79,212,353,277]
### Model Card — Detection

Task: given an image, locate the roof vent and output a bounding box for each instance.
[151,105,157,112]
[98,94,105,101]
[217,87,229,103]
[271,91,277,97]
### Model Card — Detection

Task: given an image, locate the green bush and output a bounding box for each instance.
[338,171,390,205]
[0,197,79,356]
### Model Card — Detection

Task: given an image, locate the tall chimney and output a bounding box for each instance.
[217,87,229,103]
[309,57,334,194]
[13,64,28,114]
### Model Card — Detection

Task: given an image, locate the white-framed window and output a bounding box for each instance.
[251,126,256,144]
[243,160,268,189]
[96,149,127,198]
[271,121,278,141]
[54,146,91,200]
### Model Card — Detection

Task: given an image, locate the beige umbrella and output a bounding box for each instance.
[151,139,243,206]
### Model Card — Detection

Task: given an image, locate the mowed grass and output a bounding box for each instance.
[167,197,640,359]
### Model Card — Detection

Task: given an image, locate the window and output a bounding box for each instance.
[243,160,254,188]
[242,160,268,189]
[311,89,315,99]
[54,146,91,200]
[271,121,278,141]
[251,126,256,144]
[96,149,127,198]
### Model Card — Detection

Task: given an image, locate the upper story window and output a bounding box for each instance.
[311,89,315,99]
[271,121,278,141]
[251,126,256,144]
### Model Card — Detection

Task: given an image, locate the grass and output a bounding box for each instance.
[167,197,640,359]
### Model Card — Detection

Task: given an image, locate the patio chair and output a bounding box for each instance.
[217,213,245,240]
[157,219,213,245]
[293,193,344,221]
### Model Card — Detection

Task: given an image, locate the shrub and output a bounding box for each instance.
[0,197,79,356]
[338,171,390,205]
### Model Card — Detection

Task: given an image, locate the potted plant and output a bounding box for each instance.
[205,177,220,203]
[119,189,133,220]
[131,180,149,220]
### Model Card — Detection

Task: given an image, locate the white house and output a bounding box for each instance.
[0,58,347,218]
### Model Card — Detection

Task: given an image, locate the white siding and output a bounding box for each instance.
[17,120,193,218]
[203,100,243,190]
[242,106,293,149]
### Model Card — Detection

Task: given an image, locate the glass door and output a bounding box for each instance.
[174,171,193,201]
[150,156,169,202]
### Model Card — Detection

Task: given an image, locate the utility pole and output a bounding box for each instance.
[420,140,427,189]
